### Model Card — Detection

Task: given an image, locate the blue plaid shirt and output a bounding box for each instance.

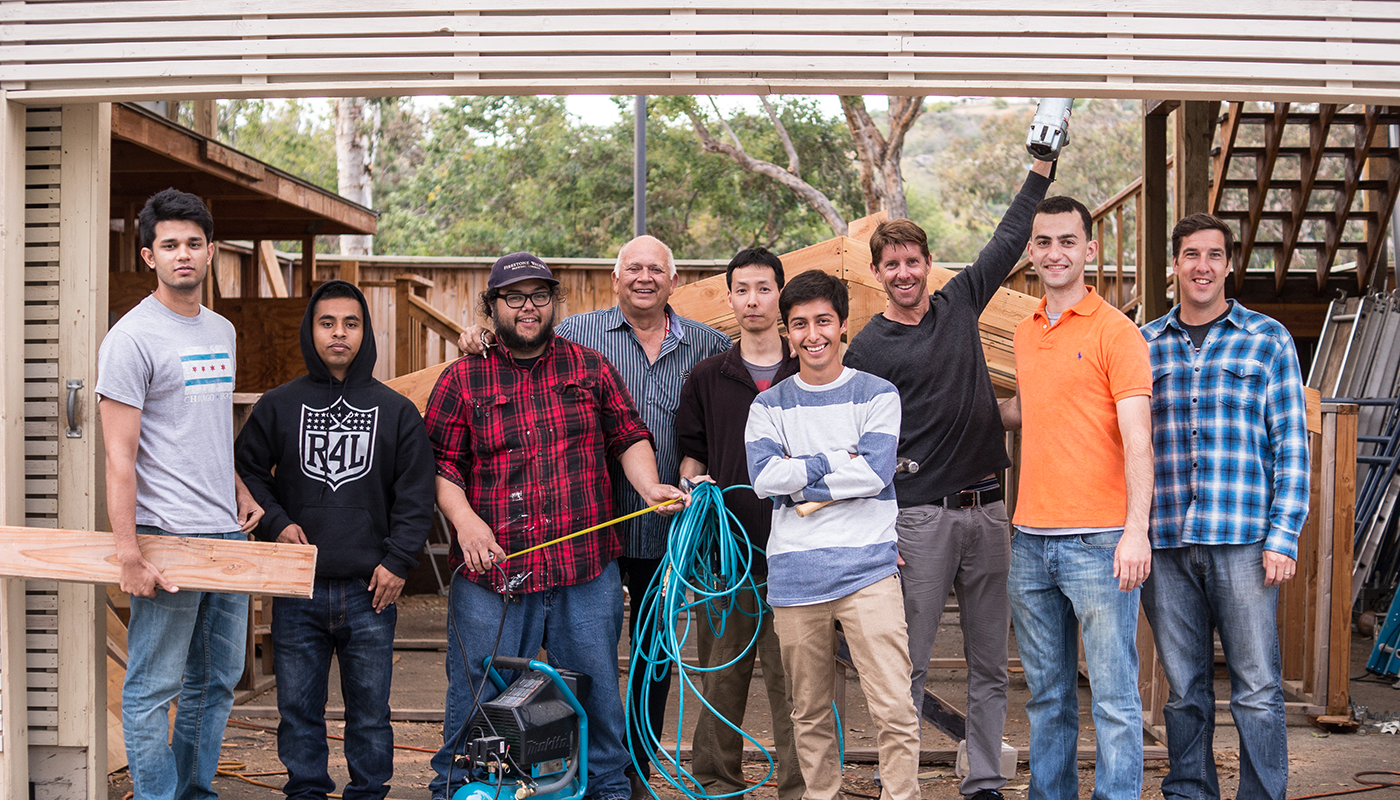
[1141,301,1310,558]
[556,305,731,559]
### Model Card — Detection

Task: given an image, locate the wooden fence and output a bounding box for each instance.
[319,255,727,381]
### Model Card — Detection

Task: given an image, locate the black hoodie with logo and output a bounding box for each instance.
[235,281,435,579]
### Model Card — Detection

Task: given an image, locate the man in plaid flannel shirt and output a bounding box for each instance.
[424,252,686,800]
[1140,213,1310,800]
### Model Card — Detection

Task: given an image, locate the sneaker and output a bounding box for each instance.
[967,790,1006,800]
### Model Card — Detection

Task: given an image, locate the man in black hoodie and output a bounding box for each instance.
[236,280,435,800]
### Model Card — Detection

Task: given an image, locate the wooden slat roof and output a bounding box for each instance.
[109,103,376,239]
[3,2,1400,103]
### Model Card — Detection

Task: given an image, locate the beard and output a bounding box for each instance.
[495,309,556,352]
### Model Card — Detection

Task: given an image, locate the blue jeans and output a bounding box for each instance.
[429,561,629,800]
[123,527,250,800]
[1141,543,1287,800]
[1007,530,1142,800]
[273,577,397,800]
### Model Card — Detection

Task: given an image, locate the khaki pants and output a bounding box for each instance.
[692,581,804,800]
[772,575,921,800]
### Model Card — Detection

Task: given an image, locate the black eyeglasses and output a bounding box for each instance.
[499,291,554,308]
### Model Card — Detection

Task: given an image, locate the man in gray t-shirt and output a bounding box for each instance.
[95,189,263,800]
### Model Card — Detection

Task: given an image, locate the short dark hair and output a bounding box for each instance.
[313,281,362,309]
[868,218,930,266]
[1171,213,1236,261]
[477,284,566,320]
[726,247,785,289]
[780,271,849,325]
[1033,195,1094,240]
[138,188,214,250]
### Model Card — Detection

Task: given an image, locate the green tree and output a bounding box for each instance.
[930,99,1142,262]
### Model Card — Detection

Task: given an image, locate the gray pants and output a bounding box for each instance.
[896,501,1012,795]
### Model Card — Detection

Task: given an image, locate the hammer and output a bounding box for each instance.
[793,457,919,518]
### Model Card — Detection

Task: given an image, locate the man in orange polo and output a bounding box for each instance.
[999,195,1153,800]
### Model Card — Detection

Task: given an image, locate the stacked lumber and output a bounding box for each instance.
[668,236,1037,393]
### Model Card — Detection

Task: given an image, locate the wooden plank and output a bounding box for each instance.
[0,528,317,598]
[1327,406,1356,714]
[214,297,308,393]
[15,53,1400,88]
[6,1,1400,23]
[16,76,1400,108]
[259,240,288,299]
[10,11,1400,42]
[16,32,1400,65]
[385,360,454,417]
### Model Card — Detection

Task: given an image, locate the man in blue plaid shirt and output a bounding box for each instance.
[1140,213,1310,800]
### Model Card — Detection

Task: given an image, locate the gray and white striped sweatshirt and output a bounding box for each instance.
[744,367,901,607]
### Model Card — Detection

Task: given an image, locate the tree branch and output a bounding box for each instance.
[683,104,848,237]
[759,95,801,178]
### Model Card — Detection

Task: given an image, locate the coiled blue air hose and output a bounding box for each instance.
[625,480,776,798]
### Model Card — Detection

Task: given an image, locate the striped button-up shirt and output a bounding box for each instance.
[1141,301,1310,558]
[557,304,732,558]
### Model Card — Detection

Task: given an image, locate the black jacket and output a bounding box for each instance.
[235,281,435,579]
[676,341,799,571]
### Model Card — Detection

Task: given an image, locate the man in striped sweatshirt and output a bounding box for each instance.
[744,270,921,800]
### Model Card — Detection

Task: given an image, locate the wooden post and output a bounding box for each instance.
[300,237,316,297]
[394,274,434,378]
[1141,111,1171,323]
[1174,101,1217,221]
[191,99,215,138]
[1327,406,1357,714]
[55,102,110,793]
[340,259,360,287]
[0,94,31,797]
[243,241,261,298]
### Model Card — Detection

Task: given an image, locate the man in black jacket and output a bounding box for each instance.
[237,280,435,800]
[676,247,803,800]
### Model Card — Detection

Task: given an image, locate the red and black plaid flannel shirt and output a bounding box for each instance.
[424,335,653,593]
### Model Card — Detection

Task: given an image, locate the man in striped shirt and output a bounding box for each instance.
[1140,213,1309,800]
[745,270,921,800]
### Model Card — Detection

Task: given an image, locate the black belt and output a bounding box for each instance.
[935,486,1003,509]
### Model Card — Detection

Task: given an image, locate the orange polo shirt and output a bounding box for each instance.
[1012,286,1151,528]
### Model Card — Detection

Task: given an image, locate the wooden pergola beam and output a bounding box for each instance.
[109,104,376,236]
[0,528,317,598]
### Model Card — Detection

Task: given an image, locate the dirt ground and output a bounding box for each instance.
[107,593,1400,800]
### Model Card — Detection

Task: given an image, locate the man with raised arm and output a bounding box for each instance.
[97,188,263,800]
[843,157,1054,800]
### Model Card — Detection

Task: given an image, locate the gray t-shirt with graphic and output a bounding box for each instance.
[96,294,239,534]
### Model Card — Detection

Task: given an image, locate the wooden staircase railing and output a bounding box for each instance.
[394,273,466,378]
[1210,102,1400,295]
